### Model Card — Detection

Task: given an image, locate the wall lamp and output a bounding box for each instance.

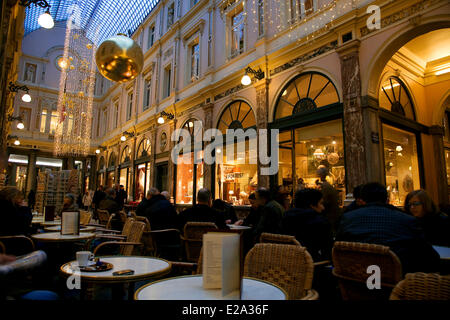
[9,82,32,102]
[8,135,21,146]
[157,111,175,124]
[95,146,106,154]
[241,66,265,86]
[19,0,54,29]
[8,115,25,130]
[120,131,135,142]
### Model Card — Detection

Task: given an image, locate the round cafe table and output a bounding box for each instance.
[40,220,62,227]
[60,256,171,300]
[44,225,97,232]
[135,275,287,300]
[227,224,252,230]
[31,232,95,243]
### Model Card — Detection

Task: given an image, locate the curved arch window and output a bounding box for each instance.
[274,73,345,205]
[98,156,105,170]
[275,72,340,120]
[379,77,415,120]
[216,101,257,205]
[135,137,152,201]
[120,146,131,164]
[176,119,204,204]
[108,153,116,168]
[119,146,132,198]
[136,137,151,159]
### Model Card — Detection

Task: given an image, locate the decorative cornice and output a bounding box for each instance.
[270,40,338,77]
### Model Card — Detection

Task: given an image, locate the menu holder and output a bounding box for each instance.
[44,205,55,222]
[61,211,80,235]
[202,230,243,299]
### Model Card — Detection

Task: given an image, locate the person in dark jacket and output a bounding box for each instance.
[92,186,106,219]
[404,189,450,247]
[235,193,261,228]
[143,188,178,230]
[253,187,284,241]
[98,188,121,230]
[343,184,364,213]
[115,184,127,209]
[177,188,227,232]
[336,182,440,275]
[281,188,333,261]
[0,187,32,236]
[212,199,238,224]
[136,188,157,217]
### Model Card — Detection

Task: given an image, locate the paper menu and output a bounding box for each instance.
[61,211,80,235]
[202,232,242,298]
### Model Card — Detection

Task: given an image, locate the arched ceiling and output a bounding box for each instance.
[24,0,160,44]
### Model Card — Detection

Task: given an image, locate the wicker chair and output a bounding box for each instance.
[93,220,145,256]
[244,243,318,300]
[332,241,403,300]
[389,273,450,300]
[79,210,92,225]
[0,235,35,256]
[181,222,218,262]
[259,233,301,246]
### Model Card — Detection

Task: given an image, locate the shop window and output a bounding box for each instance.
[382,124,420,207]
[379,77,415,120]
[443,111,450,143]
[278,120,346,205]
[127,91,133,120]
[147,25,155,50]
[216,101,257,205]
[190,42,200,82]
[143,78,152,110]
[274,72,340,120]
[176,120,204,204]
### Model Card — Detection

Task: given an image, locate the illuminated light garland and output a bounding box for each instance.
[54,15,96,157]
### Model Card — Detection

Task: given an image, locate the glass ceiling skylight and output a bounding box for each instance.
[24,0,160,44]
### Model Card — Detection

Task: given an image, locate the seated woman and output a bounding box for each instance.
[0,187,32,236]
[404,189,450,247]
[57,193,79,217]
[280,188,333,261]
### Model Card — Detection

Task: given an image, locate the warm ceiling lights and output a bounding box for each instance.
[21,93,32,102]
[9,82,31,102]
[241,74,251,86]
[120,135,126,142]
[17,122,25,130]
[14,139,21,146]
[157,116,165,124]
[158,111,175,125]
[95,149,100,154]
[241,66,264,86]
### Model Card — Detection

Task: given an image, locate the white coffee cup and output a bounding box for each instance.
[76,251,94,267]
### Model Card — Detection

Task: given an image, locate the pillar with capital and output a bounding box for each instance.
[202,102,214,193]
[337,40,370,193]
[427,126,449,206]
[167,118,177,197]
[255,79,270,189]
[26,150,37,193]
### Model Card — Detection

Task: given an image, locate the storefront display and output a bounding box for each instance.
[382,124,420,207]
[277,119,346,205]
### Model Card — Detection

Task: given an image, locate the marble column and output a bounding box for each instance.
[130,136,137,200]
[255,79,270,189]
[167,118,177,197]
[26,150,37,193]
[429,125,449,206]
[337,40,368,193]
[202,103,214,193]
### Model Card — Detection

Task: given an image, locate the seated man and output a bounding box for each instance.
[336,182,440,274]
[143,188,178,230]
[253,187,284,241]
[281,188,333,261]
[177,188,227,232]
[98,188,122,230]
[136,188,157,217]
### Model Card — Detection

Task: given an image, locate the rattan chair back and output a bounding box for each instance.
[332,241,403,300]
[80,210,92,225]
[244,243,315,299]
[390,272,450,300]
[259,232,301,246]
[183,222,218,262]
[121,221,145,256]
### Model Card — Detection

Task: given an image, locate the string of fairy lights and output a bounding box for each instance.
[54,14,97,157]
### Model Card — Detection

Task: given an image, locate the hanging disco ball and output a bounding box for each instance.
[95,33,143,83]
